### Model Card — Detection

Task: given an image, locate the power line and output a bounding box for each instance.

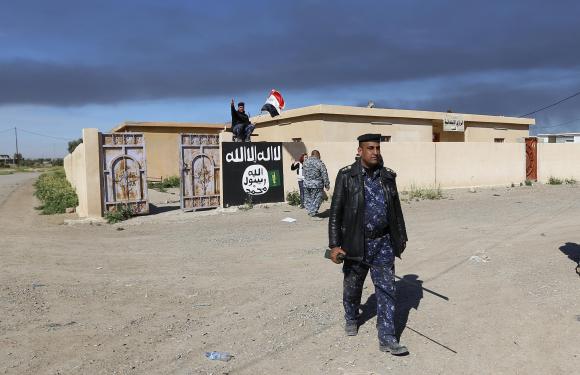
[535,117,580,131]
[519,89,580,117]
[0,127,14,134]
[17,128,69,141]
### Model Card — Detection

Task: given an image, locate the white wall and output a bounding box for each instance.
[537,143,580,182]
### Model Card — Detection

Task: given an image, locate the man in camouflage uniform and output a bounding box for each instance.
[302,150,330,217]
[328,134,409,356]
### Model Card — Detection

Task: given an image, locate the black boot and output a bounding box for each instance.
[345,321,358,336]
[379,340,409,356]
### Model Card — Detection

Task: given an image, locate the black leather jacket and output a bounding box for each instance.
[328,160,408,260]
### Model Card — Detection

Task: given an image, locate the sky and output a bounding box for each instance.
[1,0,580,157]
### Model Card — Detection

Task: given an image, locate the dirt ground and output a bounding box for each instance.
[1,174,579,375]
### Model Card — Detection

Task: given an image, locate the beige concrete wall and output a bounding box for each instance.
[279,142,525,198]
[65,142,87,215]
[63,128,103,218]
[63,153,73,184]
[282,142,435,194]
[318,116,432,142]
[282,142,356,194]
[143,132,180,179]
[435,143,525,188]
[384,143,436,188]
[537,143,580,182]
[255,116,432,143]
[254,117,324,142]
[465,123,529,142]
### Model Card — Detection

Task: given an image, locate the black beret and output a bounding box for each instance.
[237,102,245,107]
[357,133,381,143]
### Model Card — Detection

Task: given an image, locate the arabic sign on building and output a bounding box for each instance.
[222,142,284,206]
[443,114,465,132]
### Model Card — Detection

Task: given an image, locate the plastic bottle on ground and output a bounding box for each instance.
[204,351,233,362]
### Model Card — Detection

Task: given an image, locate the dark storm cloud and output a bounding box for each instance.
[1,0,580,114]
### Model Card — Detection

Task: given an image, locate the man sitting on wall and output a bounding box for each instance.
[230,99,255,142]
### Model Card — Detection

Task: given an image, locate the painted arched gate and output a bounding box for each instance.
[100,132,149,215]
[179,134,221,211]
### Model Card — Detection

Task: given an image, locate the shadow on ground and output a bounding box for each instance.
[358,274,424,339]
[316,209,330,218]
[148,204,180,215]
[559,242,580,276]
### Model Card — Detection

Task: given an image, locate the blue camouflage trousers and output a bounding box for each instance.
[343,235,396,344]
[233,123,255,141]
[303,187,324,215]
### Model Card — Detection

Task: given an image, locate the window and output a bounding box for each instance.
[291,138,302,142]
[494,138,505,143]
[381,136,391,142]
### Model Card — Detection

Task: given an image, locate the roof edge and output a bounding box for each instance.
[112,121,226,132]
[252,104,535,126]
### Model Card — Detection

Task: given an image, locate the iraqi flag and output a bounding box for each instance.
[261,89,285,117]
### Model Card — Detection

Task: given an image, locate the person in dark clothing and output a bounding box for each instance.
[303,150,330,217]
[290,153,307,208]
[327,133,409,356]
[230,99,255,142]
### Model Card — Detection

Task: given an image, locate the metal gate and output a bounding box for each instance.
[525,137,538,181]
[179,134,221,211]
[100,132,149,215]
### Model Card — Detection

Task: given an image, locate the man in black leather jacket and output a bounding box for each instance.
[328,133,409,355]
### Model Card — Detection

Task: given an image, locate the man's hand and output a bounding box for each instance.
[231,98,235,106]
[329,247,346,264]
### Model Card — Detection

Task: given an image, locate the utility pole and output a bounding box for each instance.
[14,127,19,166]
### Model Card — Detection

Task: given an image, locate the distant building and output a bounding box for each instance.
[537,133,580,143]
[0,154,10,167]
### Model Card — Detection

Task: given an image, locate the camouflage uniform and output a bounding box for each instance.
[343,167,397,344]
[302,157,330,216]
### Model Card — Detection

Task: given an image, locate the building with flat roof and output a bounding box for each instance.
[0,154,10,167]
[111,106,535,179]
[112,121,225,179]
[251,105,534,143]
[537,133,580,143]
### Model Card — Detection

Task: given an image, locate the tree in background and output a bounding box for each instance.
[68,138,83,153]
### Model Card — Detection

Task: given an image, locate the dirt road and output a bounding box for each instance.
[0,172,39,206]
[1,176,579,374]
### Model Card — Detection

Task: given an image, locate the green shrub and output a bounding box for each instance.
[407,184,443,200]
[149,182,167,192]
[548,177,563,185]
[104,204,134,224]
[525,179,533,186]
[239,194,254,211]
[162,176,180,188]
[149,175,180,191]
[34,169,79,214]
[564,178,577,185]
[286,190,301,206]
